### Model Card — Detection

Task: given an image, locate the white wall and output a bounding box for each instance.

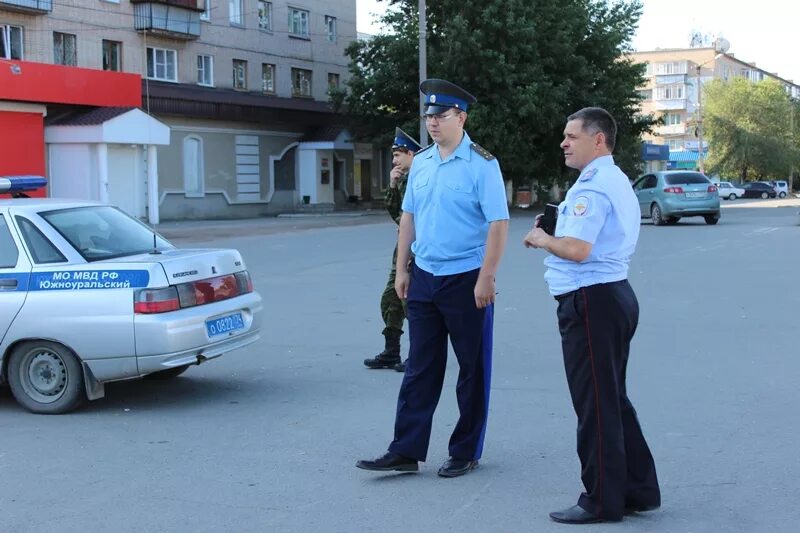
[48,144,96,201]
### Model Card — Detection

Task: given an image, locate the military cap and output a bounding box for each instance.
[420,78,477,115]
[392,127,422,153]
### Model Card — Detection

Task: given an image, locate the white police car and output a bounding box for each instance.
[1,176,263,414]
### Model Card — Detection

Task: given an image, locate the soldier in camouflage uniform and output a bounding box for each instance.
[364,128,422,372]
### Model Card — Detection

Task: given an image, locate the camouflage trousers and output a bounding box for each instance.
[380,244,407,336]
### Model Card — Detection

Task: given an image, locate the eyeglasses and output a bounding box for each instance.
[423,111,461,123]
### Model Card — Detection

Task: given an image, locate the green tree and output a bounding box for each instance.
[703,77,799,182]
[334,0,654,188]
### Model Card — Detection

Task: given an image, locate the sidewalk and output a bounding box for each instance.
[153,209,389,241]
[153,206,538,242]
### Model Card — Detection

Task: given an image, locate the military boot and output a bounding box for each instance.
[364,332,401,369]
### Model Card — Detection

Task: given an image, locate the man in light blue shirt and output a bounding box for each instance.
[357,79,509,478]
[524,107,660,524]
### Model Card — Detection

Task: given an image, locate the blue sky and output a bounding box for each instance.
[355,0,800,84]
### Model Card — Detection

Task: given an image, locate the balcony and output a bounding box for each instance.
[131,0,206,40]
[654,74,686,85]
[0,0,52,14]
[657,123,687,136]
[654,98,687,111]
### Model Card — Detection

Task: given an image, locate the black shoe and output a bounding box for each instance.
[355,452,418,472]
[624,503,660,515]
[549,505,619,524]
[363,352,401,369]
[437,457,478,478]
[393,359,407,372]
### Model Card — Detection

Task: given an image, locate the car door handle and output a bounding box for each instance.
[0,278,18,290]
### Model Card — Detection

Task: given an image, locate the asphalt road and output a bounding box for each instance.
[1,198,798,532]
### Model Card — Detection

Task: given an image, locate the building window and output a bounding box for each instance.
[291,68,312,97]
[258,1,273,31]
[229,0,243,25]
[327,72,340,91]
[668,139,683,151]
[53,32,77,66]
[655,84,685,100]
[197,54,214,86]
[325,15,337,42]
[146,47,177,82]
[288,7,309,38]
[644,63,653,76]
[183,136,205,197]
[655,61,687,75]
[663,112,681,125]
[637,89,652,101]
[200,0,211,21]
[0,25,23,60]
[102,40,121,71]
[233,59,247,89]
[262,63,275,93]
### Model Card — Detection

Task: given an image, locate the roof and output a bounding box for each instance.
[142,81,335,114]
[45,107,136,126]
[0,198,104,210]
[301,125,347,142]
[669,150,707,162]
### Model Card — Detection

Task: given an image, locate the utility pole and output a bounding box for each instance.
[418,0,428,146]
[696,64,705,175]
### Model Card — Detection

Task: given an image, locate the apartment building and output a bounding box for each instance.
[630,46,800,170]
[1,0,365,220]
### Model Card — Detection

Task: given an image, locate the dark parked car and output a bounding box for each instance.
[740,182,777,199]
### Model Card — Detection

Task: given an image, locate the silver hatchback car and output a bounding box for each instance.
[1,179,263,414]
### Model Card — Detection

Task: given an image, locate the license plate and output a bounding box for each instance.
[206,312,245,338]
[685,192,705,198]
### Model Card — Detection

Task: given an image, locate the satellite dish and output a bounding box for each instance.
[714,37,730,54]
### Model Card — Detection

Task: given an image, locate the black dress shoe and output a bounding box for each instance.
[549,505,619,524]
[625,503,660,515]
[437,457,478,478]
[355,452,418,472]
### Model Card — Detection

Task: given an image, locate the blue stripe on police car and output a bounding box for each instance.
[27,270,150,291]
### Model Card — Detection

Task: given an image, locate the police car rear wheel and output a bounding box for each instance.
[8,341,85,414]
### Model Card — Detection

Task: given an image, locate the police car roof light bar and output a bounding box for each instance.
[0,175,48,195]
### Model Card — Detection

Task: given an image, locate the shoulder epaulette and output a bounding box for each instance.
[414,143,435,156]
[471,142,495,161]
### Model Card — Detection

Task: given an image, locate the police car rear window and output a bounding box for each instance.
[664,173,709,185]
[0,215,19,268]
[16,216,67,264]
[40,206,170,262]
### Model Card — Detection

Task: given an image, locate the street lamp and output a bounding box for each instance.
[694,53,723,175]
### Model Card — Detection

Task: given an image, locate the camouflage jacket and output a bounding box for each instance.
[385,170,408,225]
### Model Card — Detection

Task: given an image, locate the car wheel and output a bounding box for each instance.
[728,194,736,200]
[761,192,769,199]
[779,192,787,198]
[651,204,665,226]
[143,365,191,380]
[704,215,719,225]
[7,341,85,414]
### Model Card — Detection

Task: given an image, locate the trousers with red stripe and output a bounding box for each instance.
[556,280,660,520]
[388,263,493,462]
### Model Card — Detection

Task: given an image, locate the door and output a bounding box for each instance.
[633,175,658,217]
[107,145,145,218]
[360,159,371,201]
[0,212,30,344]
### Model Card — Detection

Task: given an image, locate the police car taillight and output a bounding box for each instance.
[235,271,253,294]
[0,175,47,195]
[134,287,181,314]
[174,271,254,309]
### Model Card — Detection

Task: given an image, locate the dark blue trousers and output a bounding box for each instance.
[556,280,660,520]
[388,263,494,462]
